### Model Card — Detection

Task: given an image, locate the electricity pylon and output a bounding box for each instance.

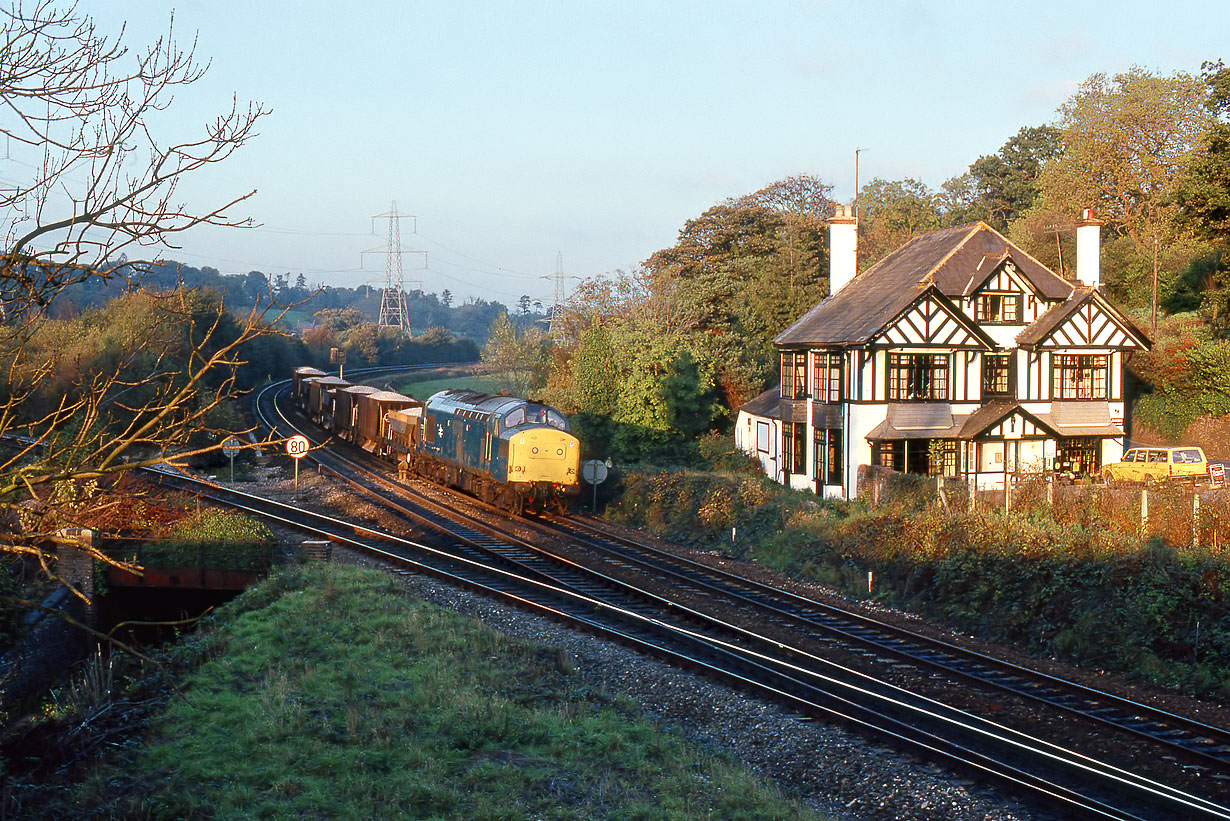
[367,202,425,337]
[542,252,577,344]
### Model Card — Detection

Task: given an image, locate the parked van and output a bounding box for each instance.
[1101,446,1209,486]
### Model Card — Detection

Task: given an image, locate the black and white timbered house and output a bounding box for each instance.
[739,207,1150,499]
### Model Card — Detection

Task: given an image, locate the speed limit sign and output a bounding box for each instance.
[286,435,311,459]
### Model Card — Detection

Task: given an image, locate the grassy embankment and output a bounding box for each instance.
[393,369,501,400]
[36,563,819,820]
[604,463,1230,702]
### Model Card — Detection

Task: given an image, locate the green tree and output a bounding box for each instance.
[942,126,1063,230]
[1010,68,1213,298]
[1172,61,1230,329]
[482,312,549,397]
[857,177,943,269]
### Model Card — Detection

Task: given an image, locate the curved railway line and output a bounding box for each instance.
[146,376,1230,820]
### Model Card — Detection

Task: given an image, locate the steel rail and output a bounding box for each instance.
[150,463,1229,821]
[232,380,1230,818]
[539,513,1230,771]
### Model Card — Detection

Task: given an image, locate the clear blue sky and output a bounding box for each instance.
[79,1,1225,306]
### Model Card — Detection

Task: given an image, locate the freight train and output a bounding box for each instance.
[292,367,581,514]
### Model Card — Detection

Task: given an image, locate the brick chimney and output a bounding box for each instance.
[1075,208,1102,289]
[829,205,858,294]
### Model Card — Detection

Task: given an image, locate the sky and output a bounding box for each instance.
[48,1,1230,306]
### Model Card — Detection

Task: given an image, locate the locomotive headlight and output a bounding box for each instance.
[532,447,539,454]
[556,448,563,455]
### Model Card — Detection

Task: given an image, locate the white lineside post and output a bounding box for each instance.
[1193,493,1201,548]
[1141,489,1149,535]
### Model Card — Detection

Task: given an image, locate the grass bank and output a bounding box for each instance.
[34,563,818,820]
[604,469,1230,702]
[393,368,500,399]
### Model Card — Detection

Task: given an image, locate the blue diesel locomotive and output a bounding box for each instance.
[392,389,580,515]
[293,368,580,514]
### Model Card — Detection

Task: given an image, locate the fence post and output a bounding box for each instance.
[1047,476,1054,506]
[968,475,976,511]
[1141,489,1149,535]
[1005,476,1012,513]
[1193,492,1201,548]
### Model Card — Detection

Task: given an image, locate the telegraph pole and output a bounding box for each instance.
[854,148,867,214]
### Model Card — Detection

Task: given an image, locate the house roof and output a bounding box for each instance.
[737,387,781,420]
[775,222,1075,347]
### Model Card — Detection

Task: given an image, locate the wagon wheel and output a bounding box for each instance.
[1144,474,1158,489]
[1102,470,1115,487]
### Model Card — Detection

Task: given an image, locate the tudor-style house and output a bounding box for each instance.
[738,207,1150,499]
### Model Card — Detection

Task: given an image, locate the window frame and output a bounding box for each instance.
[974,292,1022,324]
[813,426,843,487]
[982,352,1014,398]
[780,351,809,399]
[1051,353,1109,400]
[811,351,843,404]
[887,353,949,401]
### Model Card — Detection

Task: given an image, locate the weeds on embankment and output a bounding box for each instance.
[605,469,1230,702]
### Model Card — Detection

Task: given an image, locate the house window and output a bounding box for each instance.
[887,353,948,400]
[1051,354,1108,399]
[1055,437,1101,476]
[780,352,808,399]
[927,440,958,477]
[813,427,842,487]
[756,421,770,454]
[871,439,951,475]
[983,353,1013,398]
[975,293,1021,323]
[872,441,901,471]
[811,351,842,403]
[782,422,807,475]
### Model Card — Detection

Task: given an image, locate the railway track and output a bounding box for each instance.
[534,513,1230,772]
[223,378,1230,819]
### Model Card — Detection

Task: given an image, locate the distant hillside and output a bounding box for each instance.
[54,259,548,345]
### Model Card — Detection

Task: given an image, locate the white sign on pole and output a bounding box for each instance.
[581,459,608,485]
[286,435,311,459]
[222,437,243,459]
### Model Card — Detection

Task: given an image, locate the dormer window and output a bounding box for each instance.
[975,293,1021,323]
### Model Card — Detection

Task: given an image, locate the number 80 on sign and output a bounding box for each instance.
[286,435,311,459]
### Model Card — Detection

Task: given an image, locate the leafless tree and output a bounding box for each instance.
[0,1,280,596]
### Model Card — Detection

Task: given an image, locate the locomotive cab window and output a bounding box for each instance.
[503,408,525,428]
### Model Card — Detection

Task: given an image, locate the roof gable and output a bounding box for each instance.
[964,255,1044,300]
[871,287,994,349]
[957,401,1059,440]
[1016,288,1151,350]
